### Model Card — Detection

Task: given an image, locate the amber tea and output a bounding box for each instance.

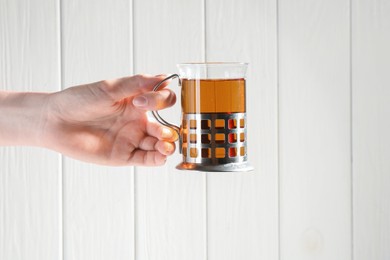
[181,78,246,114]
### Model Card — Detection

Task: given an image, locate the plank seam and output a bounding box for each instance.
[203,1,209,260]
[58,0,65,258]
[349,0,354,259]
[131,0,137,259]
[276,0,281,259]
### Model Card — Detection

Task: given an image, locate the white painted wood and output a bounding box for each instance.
[279,0,352,259]
[3,1,390,259]
[0,0,61,259]
[352,1,390,259]
[205,0,278,259]
[133,0,206,259]
[61,0,134,259]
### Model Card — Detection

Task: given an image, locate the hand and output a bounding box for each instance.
[42,74,177,166]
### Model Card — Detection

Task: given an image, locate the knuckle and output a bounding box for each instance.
[143,151,151,165]
[138,137,147,150]
[98,79,118,100]
[134,74,145,86]
[100,79,114,90]
[156,125,164,138]
[168,91,176,104]
[154,154,158,165]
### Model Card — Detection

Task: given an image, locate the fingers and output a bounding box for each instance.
[128,141,176,166]
[138,136,176,155]
[100,74,170,101]
[132,89,176,110]
[146,121,178,142]
[128,150,168,166]
[154,140,176,156]
[126,122,178,166]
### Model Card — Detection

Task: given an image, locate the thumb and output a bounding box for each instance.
[132,89,176,110]
[101,74,167,101]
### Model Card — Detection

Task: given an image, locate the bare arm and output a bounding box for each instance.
[0,74,177,166]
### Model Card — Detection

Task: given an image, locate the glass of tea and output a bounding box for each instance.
[152,62,253,172]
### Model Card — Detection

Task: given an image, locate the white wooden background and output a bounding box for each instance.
[0,0,389,259]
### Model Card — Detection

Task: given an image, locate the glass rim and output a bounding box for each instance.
[177,62,248,67]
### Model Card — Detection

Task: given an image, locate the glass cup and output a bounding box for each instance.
[152,62,253,172]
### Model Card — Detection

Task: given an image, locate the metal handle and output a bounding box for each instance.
[151,74,181,135]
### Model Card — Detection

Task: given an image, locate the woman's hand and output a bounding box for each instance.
[0,74,178,166]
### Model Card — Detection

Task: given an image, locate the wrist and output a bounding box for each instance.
[0,91,52,147]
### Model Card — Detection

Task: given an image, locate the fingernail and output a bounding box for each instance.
[161,128,174,139]
[133,96,148,107]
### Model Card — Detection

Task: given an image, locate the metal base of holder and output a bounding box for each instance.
[176,161,254,172]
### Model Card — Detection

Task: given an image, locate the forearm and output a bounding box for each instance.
[0,91,51,147]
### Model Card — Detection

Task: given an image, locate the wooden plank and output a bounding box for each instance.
[352,0,390,259]
[61,0,134,259]
[133,0,206,259]
[206,0,279,259]
[278,0,351,259]
[0,0,61,259]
